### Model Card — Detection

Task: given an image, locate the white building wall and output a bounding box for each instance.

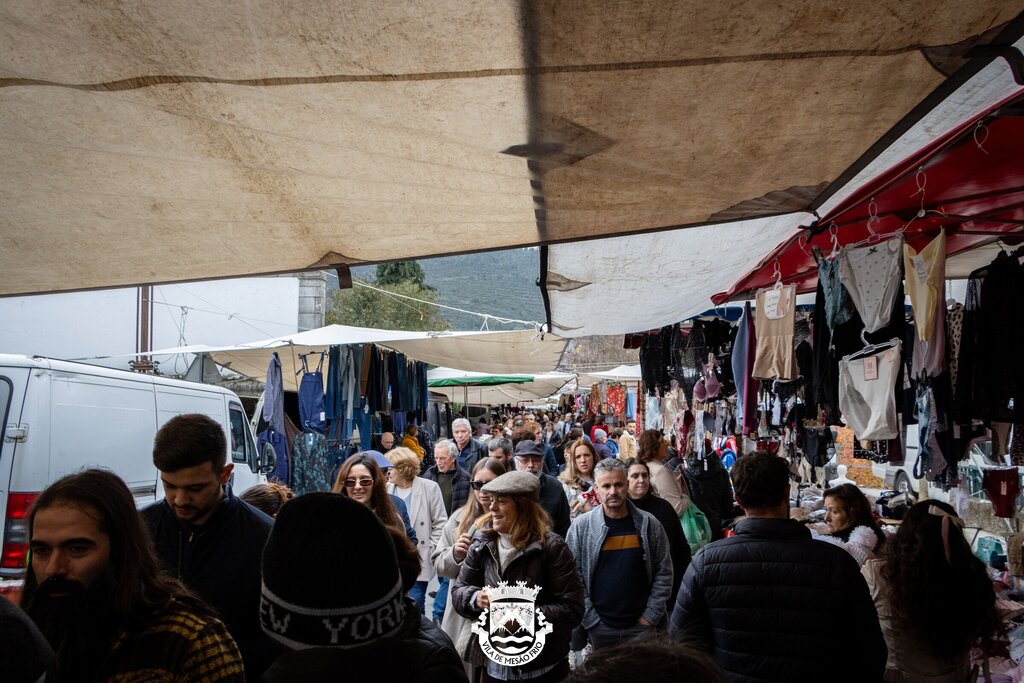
[0,277,300,372]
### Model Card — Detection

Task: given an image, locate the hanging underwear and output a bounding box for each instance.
[838,340,902,441]
[752,284,798,380]
[904,232,946,342]
[802,427,833,468]
[839,237,904,334]
[982,469,1021,518]
[816,250,853,334]
[912,294,946,379]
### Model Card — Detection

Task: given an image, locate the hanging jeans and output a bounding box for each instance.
[839,340,902,441]
[298,370,327,434]
[839,237,904,333]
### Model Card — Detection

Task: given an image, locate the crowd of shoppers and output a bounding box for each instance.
[2,408,1001,683]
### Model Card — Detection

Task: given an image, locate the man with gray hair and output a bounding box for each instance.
[566,458,673,650]
[450,417,488,472]
[487,436,514,470]
[421,438,469,626]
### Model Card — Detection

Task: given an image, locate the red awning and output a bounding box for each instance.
[715,91,1024,303]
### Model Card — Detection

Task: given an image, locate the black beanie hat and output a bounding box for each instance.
[260,492,406,649]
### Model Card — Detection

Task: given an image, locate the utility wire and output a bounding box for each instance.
[352,280,539,328]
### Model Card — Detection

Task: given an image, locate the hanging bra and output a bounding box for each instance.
[693,360,721,402]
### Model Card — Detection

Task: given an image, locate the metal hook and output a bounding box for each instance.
[771,260,782,289]
[828,222,840,257]
[913,167,928,219]
[866,198,880,236]
[797,234,811,257]
[974,121,990,155]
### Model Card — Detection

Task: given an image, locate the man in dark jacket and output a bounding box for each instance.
[420,438,469,624]
[670,451,886,683]
[142,414,275,680]
[421,440,471,515]
[513,440,571,538]
[451,417,488,471]
[260,493,466,682]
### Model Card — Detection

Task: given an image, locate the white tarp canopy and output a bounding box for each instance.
[428,367,574,405]
[2,3,1021,297]
[140,324,567,391]
[544,21,1024,336]
[582,364,642,382]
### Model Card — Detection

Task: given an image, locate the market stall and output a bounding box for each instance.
[142,324,567,494]
[427,367,574,406]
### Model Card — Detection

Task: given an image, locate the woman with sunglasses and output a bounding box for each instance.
[452,471,584,682]
[432,457,506,679]
[332,453,416,542]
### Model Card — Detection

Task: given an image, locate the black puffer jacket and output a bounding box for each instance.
[683,454,735,540]
[261,598,467,683]
[670,518,886,683]
[142,485,274,680]
[452,531,584,674]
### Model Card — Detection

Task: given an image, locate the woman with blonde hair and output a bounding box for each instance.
[638,429,688,516]
[452,471,584,682]
[385,447,447,614]
[432,457,506,678]
[559,437,600,519]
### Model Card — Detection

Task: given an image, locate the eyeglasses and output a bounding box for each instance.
[470,481,489,490]
[344,477,374,488]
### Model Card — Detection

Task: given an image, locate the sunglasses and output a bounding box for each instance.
[344,477,374,488]
[470,481,491,491]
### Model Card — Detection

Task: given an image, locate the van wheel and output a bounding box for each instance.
[894,471,912,495]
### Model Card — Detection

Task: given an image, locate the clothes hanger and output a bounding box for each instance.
[842,336,900,362]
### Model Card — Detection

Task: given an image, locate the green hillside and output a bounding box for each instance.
[328,248,546,331]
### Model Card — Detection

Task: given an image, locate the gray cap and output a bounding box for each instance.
[514,440,545,459]
[481,471,540,499]
[594,429,607,440]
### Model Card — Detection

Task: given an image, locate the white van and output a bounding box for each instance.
[872,423,993,497]
[0,354,271,585]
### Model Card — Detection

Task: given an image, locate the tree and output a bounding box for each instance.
[326,278,449,331]
[375,261,435,292]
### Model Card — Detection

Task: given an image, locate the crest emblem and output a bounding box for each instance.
[472,581,552,666]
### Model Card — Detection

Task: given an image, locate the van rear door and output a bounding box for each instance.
[0,366,33,577]
[49,370,158,504]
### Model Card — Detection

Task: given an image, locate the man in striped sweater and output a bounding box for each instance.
[20,469,244,682]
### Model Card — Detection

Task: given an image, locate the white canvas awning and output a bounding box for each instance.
[2,3,1021,297]
[141,324,567,390]
[581,364,642,383]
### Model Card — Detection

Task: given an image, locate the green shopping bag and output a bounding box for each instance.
[680,496,713,554]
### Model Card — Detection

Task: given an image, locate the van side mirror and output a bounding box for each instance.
[258,442,277,475]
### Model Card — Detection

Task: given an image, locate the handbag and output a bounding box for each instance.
[679,495,713,554]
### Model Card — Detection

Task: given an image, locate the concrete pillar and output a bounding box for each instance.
[297,271,327,332]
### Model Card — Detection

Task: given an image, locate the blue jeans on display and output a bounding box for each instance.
[408,580,427,614]
[433,576,449,623]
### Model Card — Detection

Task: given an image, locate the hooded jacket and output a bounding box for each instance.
[683,454,735,540]
[670,517,886,683]
[141,485,274,679]
[452,531,584,675]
